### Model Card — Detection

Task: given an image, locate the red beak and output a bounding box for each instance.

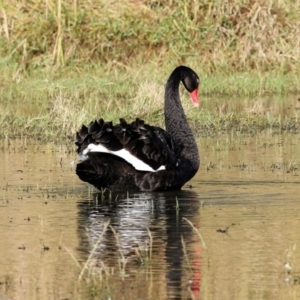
[190,89,199,107]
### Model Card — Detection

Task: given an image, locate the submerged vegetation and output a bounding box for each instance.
[0,0,300,139]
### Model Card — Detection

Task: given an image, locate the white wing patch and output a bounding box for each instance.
[83,144,166,172]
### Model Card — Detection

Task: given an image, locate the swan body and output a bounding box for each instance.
[75,66,200,192]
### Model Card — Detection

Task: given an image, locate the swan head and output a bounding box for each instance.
[181,66,200,107]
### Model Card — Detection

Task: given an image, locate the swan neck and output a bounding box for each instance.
[164,72,199,171]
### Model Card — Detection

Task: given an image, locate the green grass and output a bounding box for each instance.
[0,65,300,141]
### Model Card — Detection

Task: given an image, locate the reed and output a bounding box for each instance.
[0,0,300,73]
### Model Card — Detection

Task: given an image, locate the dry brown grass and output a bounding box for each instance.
[0,0,300,73]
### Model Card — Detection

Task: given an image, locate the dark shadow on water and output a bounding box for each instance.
[77,189,203,299]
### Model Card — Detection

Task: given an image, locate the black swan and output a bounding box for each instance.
[75,66,200,192]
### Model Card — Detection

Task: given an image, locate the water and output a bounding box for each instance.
[0,133,300,300]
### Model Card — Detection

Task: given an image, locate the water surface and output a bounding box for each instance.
[0,133,300,300]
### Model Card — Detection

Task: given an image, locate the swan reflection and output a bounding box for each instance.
[77,190,203,299]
